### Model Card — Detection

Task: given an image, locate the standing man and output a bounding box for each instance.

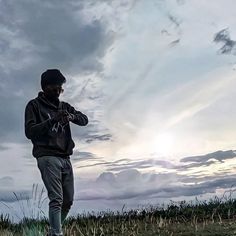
[24,69,88,236]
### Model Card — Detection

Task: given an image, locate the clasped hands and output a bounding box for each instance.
[51,110,75,124]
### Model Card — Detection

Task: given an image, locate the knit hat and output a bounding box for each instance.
[41,69,66,90]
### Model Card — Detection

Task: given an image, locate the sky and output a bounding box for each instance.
[1,0,236,223]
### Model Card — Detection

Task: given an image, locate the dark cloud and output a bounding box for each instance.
[180,150,236,163]
[71,120,113,144]
[176,160,216,170]
[169,39,180,47]
[76,150,236,179]
[0,93,26,143]
[76,157,177,171]
[172,150,236,171]
[180,173,236,185]
[76,160,110,169]
[168,14,181,28]
[74,150,236,201]
[194,177,236,195]
[85,133,112,143]
[73,78,94,102]
[145,177,234,199]
[214,28,236,54]
[0,0,115,143]
[107,159,176,171]
[0,1,111,75]
[72,151,99,161]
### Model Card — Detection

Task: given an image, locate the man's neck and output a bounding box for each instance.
[44,93,59,107]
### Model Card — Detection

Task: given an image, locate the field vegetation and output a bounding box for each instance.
[1,185,236,235]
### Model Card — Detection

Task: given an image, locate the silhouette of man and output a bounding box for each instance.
[24,69,88,236]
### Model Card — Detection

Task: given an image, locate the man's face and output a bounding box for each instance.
[44,84,64,101]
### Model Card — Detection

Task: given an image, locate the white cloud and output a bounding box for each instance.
[96,0,236,158]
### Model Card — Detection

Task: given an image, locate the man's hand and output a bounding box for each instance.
[51,110,70,124]
[67,112,76,122]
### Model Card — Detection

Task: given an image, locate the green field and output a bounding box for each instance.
[1,186,236,235]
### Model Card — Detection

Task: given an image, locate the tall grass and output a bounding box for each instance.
[1,184,236,235]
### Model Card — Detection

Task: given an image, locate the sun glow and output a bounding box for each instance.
[151,132,174,156]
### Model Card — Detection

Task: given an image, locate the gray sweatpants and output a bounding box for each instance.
[37,156,74,236]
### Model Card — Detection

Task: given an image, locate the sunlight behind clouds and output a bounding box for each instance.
[151,132,174,156]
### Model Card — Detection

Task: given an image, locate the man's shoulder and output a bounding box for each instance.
[26,97,39,108]
[27,97,37,104]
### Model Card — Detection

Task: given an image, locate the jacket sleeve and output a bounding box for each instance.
[65,103,88,126]
[24,101,53,140]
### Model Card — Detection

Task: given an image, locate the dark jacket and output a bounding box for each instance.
[24,91,88,158]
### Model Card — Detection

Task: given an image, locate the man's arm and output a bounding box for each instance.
[24,101,53,140]
[65,103,88,126]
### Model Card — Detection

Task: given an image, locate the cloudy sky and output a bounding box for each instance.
[1,0,236,223]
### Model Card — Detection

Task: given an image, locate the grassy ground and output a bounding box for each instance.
[1,212,236,235]
[1,185,236,235]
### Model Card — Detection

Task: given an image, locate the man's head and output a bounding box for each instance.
[41,69,66,101]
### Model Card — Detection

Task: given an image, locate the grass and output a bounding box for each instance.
[1,184,236,235]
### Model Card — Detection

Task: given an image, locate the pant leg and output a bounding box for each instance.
[61,158,74,225]
[37,156,63,236]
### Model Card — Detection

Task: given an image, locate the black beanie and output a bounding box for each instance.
[41,69,66,90]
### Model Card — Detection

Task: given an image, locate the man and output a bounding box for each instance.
[24,69,88,236]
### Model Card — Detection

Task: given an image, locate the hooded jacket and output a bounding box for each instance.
[24,91,88,158]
